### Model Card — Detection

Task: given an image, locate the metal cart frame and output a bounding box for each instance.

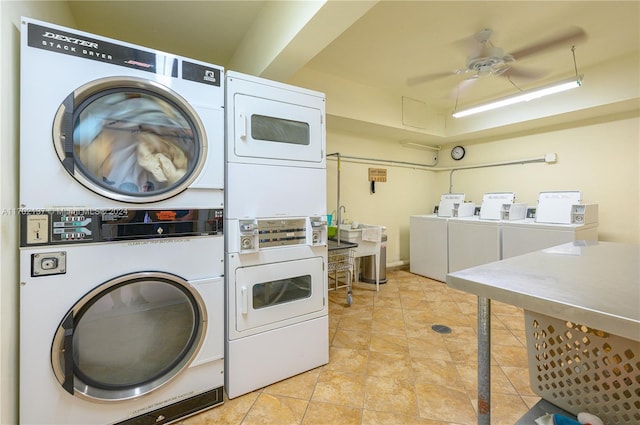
[328,245,355,306]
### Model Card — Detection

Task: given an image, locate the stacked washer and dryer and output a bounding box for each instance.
[19,18,226,424]
[224,71,328,398]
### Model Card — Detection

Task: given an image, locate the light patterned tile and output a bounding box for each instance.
[326,347,369,375]
[370,332,409,354]
[364,376,419,417]
[361,410,450,425]
[264,368,321,399]
[455,363,517,395]
[492,344,530,368]
[240,393,308,425]
[338,314,373,332]
[332,328,371,350]
[367,351,413,380]
[407,335,452,362]
[501,366,538,396]
[311,370,366,408]
[302,402,362,425]
[371,316,406,335]
[415,382,477,423]
[411,357,463,388]
[372,306,404,321]
[469,392,530,425]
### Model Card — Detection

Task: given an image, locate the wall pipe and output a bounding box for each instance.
[326,152,556,219]
[326,153,554,173]
[326,152,342,243]
[326,154,439,169]
[446,154,554,193]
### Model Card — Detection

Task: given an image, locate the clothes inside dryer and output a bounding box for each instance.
[66,88,200,197]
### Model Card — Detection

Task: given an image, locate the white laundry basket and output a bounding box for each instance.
[525,310,640,424]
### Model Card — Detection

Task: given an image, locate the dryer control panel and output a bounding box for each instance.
[20,208,224,247]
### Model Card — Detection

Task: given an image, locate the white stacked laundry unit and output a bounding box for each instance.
[224,71,328,398]
[19,18,225,425]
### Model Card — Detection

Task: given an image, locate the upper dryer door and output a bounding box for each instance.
[226,72,325,168]
[53,76,209,203]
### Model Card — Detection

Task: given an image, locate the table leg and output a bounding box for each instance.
[477,296,491,425]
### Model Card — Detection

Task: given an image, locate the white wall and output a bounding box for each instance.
[435,113,640,243]
[326,111,639,272]
[326,129,439,267]
[0,2,75,423]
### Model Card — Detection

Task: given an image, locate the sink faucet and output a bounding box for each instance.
[340,205,346,214]
[339,205,346,223]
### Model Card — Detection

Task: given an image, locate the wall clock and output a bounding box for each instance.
[451,145,465,160]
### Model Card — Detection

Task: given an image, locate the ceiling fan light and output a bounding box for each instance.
[452,75,583,118]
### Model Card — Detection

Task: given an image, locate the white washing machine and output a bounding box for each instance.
[501,219,599,259]
[447,193,514,273]
[447,216,502,273]
[19,209,225,424]
[410,194,468,282]
[20,17,224,210]
[410,214,449,282]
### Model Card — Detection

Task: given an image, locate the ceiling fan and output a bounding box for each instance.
[407,26,587,91]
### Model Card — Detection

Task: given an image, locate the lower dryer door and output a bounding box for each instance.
[51,271,207,402]
[233,256,325,337]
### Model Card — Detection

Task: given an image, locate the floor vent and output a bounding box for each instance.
[431,324,452,334]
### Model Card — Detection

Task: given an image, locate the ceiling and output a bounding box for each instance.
[68,1,640,144]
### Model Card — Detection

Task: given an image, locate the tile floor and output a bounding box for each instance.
[181,268,540,425]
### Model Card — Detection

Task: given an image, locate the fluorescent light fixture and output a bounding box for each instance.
[452,75,583,118]
[399,140,441,151]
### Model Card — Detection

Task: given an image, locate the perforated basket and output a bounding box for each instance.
[525,310,640,424]
[328,248,354,273]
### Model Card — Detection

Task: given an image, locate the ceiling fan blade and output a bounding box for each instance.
[509,26,587,60]
[407,71,459,86]
[448,77,478,99]
[502,66,548,80]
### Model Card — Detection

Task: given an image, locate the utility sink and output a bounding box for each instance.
[338,223,384,243]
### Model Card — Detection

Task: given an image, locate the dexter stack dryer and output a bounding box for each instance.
[225,71,328,398]
[19,18,226,424]
[20,18,224,210]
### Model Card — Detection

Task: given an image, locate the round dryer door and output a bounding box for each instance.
[51,272,207,401]
[53,77,208,203]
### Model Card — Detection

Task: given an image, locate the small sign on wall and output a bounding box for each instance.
[368,168,387,182]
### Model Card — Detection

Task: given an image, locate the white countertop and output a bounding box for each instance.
[446,241,640,341]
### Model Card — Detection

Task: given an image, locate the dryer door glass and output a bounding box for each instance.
[53,77,208,203]
[51,274,205,401]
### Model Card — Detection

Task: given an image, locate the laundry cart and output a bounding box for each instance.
[328,240,357,305]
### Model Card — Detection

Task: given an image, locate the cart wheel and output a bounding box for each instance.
[346,292,352,306]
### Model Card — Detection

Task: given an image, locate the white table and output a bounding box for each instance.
[446,241,640,425]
